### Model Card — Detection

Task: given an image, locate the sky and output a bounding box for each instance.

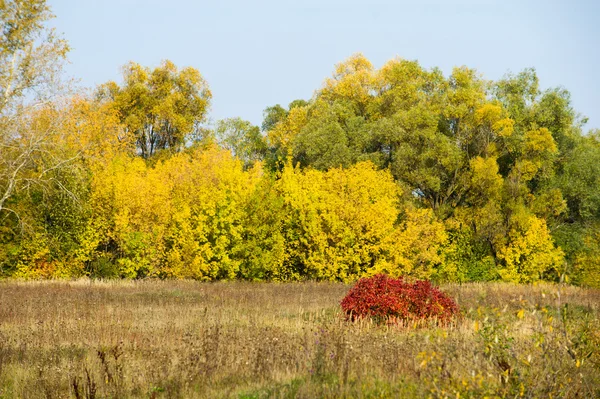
[48,0,599,130]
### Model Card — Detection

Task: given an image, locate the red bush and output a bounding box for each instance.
[340,274,459,324]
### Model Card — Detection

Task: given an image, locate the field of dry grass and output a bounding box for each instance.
[0,280,599,398]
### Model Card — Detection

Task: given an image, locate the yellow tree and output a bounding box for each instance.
[97,60,212,158]
[4,97,127,278]
[496,209,565,283]
[87,145,261,279]
[272,161,397,281]
[271,161,448,281]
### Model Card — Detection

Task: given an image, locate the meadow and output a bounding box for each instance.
[0,280,598,398]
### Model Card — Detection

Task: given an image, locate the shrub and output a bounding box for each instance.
[340,274,459,324]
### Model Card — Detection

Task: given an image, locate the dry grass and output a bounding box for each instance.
[0,280,599,398]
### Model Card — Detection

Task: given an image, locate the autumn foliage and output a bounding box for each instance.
[2,0,600,286]
[341,274,459,324]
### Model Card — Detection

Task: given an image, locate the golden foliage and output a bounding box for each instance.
[497,212,565,283]
[88,146,260,279]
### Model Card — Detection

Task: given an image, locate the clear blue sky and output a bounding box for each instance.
[49,0,599,130]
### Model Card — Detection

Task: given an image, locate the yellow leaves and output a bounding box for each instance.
[10,137,452,281]
[332,53,374,77]
[276,161,400,281]
[513,159,541,182]
[497,213,565,283]
[380,207,448,280]
[267,105,308,153]
[524,127,558,157]
[6,95,129,168]
[122,61,149,86]
[63,97,132,159]
[507,127,558,183]
[517,309,525,319]
[474,103,515,138]
[469,156,503,203]
[475,103,503,124]
[445,66,486,119]
[102,60,212,158]
[371,57,430,116]
[573,225,600,288]
[89,145,260,279]
[321,53,376,113]
[493,118,515,138]
[530,189,567,218]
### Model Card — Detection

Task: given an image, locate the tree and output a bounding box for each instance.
[277,56,516,213]
[265,54,574,283]
[261,100,309,133]
[261,104,287,132]
[0,107,76,219]
[263,102,309,171]
[0,0,70,218]
[0,0,69,115]
[214,117,266,168]
[97,60,212,159]
[0,96,129,276]
[555,131,600,222]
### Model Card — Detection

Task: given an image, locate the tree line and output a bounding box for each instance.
[1,0,599,285]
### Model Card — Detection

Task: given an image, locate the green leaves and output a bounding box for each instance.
[260,54,580,284]
[214,118,266,169]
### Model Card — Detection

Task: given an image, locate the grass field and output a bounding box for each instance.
[0,280,599,398]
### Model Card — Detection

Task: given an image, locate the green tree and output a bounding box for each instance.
[215,117,267,168]
[555,131,600,221]
[262,104,288,132]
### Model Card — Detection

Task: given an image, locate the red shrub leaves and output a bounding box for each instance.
[340,274,459,324]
